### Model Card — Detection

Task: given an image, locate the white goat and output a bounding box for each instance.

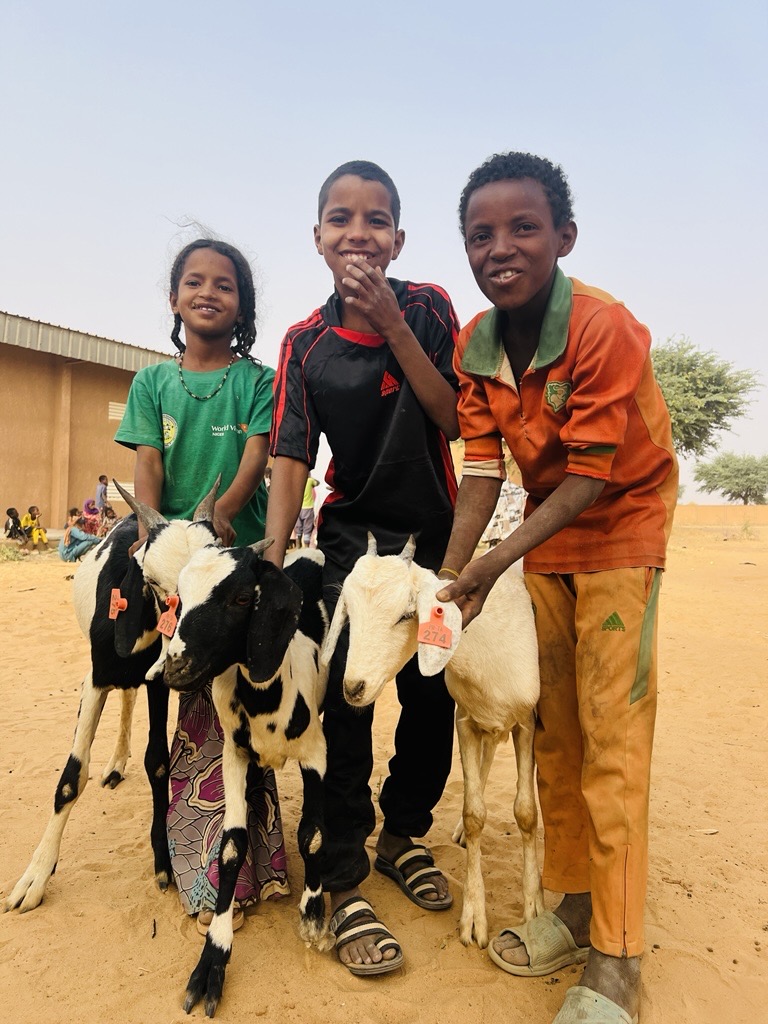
[323,534,545,949]
[4,481,219,913]
[164,544,331,1018]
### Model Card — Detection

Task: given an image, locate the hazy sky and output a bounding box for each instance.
[2,1,766,497]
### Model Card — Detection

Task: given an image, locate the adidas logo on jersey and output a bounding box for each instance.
[381,371,400,397]
[601,612,626,632]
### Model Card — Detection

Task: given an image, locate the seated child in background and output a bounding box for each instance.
[58,508,101,562]
[81,499,101,535]
[20,506,49,551]
[98,504,118,537]
[4,507,30,553]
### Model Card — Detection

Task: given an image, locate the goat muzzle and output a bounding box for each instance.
[164,656,210,693]
[343,678,369,705]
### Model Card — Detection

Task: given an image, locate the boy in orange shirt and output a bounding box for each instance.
[437,152,677,1024]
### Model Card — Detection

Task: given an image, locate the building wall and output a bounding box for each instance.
[0,344,139,526]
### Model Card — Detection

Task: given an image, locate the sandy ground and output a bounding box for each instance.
[1,522,766,1024]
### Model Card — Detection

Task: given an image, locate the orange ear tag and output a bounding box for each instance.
[108,588,128,619]
[417,605,453,649]
[157,594,179,638]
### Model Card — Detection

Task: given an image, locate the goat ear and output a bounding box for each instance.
[415,575,462,677]
[321,591,348,668]
[246,562,302,683]
[114,558,152,657]
[193,475,222,522]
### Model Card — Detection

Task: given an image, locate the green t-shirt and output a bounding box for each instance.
[115,357,274,545]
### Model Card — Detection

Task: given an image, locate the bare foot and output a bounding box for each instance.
[375,829,451,905]
[492,892,592,967]
[330,889,399,969]
[580,950,641,1020]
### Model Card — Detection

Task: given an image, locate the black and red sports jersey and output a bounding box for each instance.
[271,279,459,575]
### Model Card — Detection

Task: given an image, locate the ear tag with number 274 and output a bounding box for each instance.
[417,605,453,649]
[157,594,179,638]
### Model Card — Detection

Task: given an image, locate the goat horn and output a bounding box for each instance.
[366,532,378,556]
[399,535,416,565]
[193,474,222,522]
[113,479,168,532]
[321,592,348,668]
[249,537,275,557]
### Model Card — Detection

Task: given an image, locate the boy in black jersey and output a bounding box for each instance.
[266,160,460,975]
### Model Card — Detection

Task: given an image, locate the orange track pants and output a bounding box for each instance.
[525,567,662,957]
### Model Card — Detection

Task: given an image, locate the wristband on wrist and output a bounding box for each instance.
[438,566,460,579]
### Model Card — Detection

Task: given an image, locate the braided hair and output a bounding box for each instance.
[169,239,259,361]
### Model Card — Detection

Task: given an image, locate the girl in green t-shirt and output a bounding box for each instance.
[116,239,288,930]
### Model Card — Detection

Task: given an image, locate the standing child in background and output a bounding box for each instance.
[437,152,678,1024]
[293,474,319,547]
[266,160,460,975]
[95,474,108,512]
[115,238,289,932]
[20,506,48,551]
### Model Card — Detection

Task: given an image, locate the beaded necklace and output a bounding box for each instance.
[177,352,235,401]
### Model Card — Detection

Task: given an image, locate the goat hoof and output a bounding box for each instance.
[101,771,124,789]
[459,916,488,948]
[184,942,229,1018]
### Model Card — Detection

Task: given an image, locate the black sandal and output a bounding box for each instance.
[374,843,453,910]
[329,896,404,976]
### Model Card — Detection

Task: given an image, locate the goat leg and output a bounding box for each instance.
[452,726,497,848]
[512,714,545,920]
[297,740,332,951]
[456,714,493,948]
[5,674,109,912]
[183,739,248,1018]
[101,688,137,789]
[144,679,172,889]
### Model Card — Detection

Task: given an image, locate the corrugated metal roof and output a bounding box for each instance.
[0,310,169,372]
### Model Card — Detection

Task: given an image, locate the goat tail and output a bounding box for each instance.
[321,592,347,668]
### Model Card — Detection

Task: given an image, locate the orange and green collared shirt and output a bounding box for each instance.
[456,269,678,573]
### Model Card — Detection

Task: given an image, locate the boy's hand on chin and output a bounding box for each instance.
[342,258,401,336]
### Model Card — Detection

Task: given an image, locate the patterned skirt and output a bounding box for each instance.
[167,684,290,915]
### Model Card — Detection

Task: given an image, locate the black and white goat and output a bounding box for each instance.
[4,481,219,913]
[163,543,330,1018]
[323,535,545,949]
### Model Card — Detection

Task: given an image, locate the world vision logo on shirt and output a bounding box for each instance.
[210,423,248,436]
[544,381,572,413]
[381,371,400,397]
[601,612,626,632]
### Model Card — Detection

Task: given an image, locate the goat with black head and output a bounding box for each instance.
[4,480,219,913]
[164,542,330,1018]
